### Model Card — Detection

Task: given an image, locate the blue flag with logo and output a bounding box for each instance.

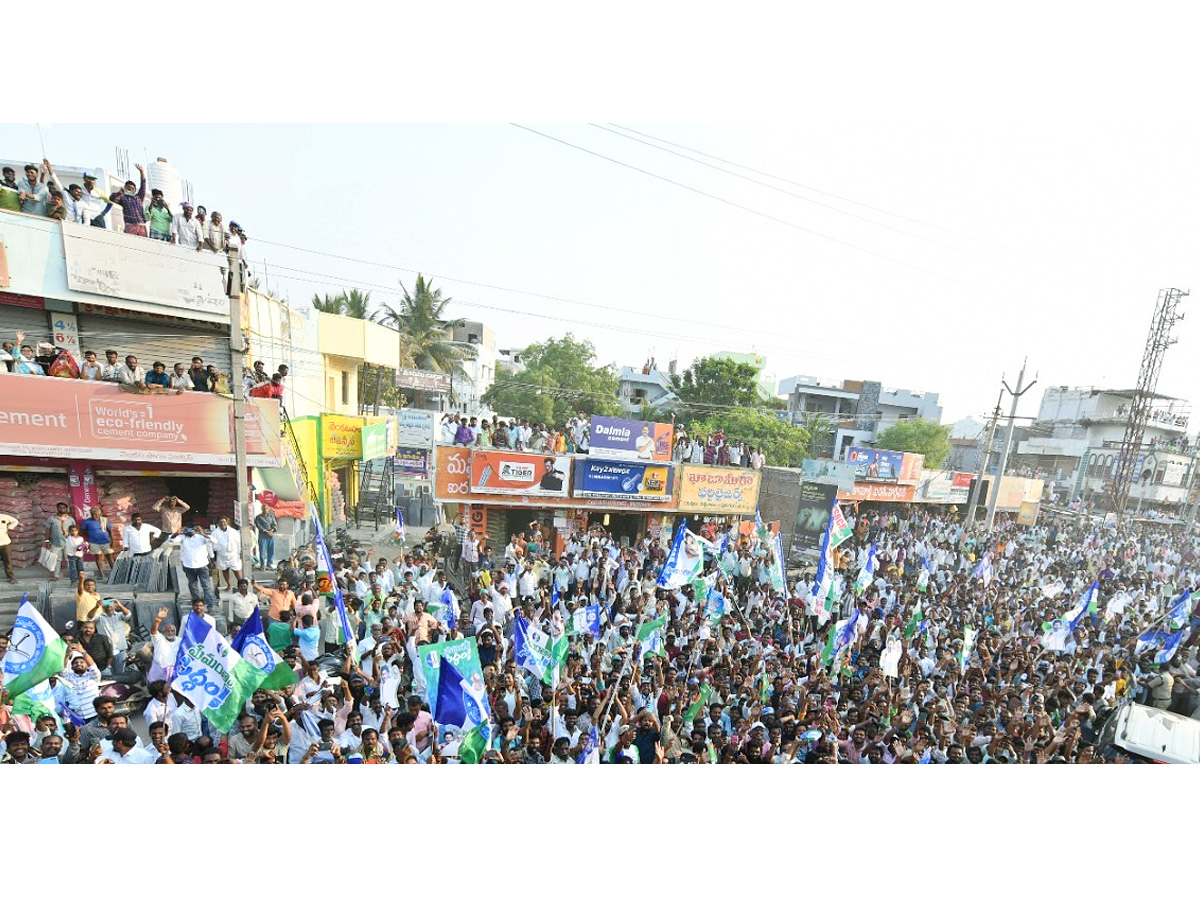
[657,518,690,588]
[434,654,483,731]
[1168,588,1193,630]
[310,503,354,646]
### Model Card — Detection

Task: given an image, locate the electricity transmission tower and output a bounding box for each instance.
[1110,288,1188,517]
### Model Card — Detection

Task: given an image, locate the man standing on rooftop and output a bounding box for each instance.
[109,163,147,236]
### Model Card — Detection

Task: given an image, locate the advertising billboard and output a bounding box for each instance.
[395,368,452,392]
[792,481,838,553]
[589,416,674,463]
[846,446,904,482]
[837,482,916,503]
[360,421,389,461]
[0,378,280,466]
[470,450,571,497]
[321,414,365,460]
[677,465,761,515]
[394,447,430,478]
[950,472,974,504]
[899,452,925,483]
[434,446,472,498]
[395,409,436,449]
[573,459,674,502]
[800,458,857,492]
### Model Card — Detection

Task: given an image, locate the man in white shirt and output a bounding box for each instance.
[106,727,156,764]
[172,526,216,605]
[210,516,243,590]
[518,561,539,600]
[230,578,259,626]
[170,202,205,250]
[122,514,161,555]
[117,354,146,386]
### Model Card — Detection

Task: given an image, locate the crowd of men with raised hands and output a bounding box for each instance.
[3,499,1198,763]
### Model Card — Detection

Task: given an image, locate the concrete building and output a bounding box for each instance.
[617,361,679,414]
[1015,386,1197,511]
[497,345,527,375]
[781,374,943,459]
[449,320,497,416]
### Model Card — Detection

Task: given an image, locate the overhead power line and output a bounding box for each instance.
[510,123,987,293]
[606,124,983,243]
[589,123,989,262]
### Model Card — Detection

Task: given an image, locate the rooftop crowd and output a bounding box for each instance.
[440,412,766,469]
[1,158,248,253]
[3,496,1197,763]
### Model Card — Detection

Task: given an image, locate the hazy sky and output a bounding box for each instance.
[8,49,1198,425]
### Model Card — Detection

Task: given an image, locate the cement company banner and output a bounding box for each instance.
[589,416,674,463]
[0,378,281,466]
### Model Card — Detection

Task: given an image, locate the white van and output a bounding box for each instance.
[1097,701,1200,764]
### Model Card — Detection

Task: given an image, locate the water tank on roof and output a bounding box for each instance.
[147,157,183,212]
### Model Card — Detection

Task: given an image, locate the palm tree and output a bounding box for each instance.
[342,288,373,321]
[311,292,345,314]
[376,275,468,376]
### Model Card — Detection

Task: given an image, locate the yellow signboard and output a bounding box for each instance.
[676,465,761,515]
[321,414,365,460]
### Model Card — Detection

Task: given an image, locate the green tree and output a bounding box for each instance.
[672,356,761,410]
[483,334,620,423]
[684,408,810,467]
[873,418,952,468]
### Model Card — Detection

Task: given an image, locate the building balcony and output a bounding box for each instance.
[1,208,232,324]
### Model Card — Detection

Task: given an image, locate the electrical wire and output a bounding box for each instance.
[0,215,902,365]
[509,123,988,293]
[588,123,990,261]
[605,124,984,243]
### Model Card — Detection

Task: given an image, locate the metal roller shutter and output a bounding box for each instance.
[0,304,54,351]
[76,313,232,377]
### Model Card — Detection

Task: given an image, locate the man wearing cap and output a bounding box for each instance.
[108,163,147,235]
[171,201,204,250]
[79,171,111,226]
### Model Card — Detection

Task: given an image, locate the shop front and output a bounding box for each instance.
[0,378,282,574]
[433,447,680,559]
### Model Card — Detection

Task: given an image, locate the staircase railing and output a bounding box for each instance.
[280,405,320,507]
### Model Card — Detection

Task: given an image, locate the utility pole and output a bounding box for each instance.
[985,359,1037,531]
[228,255,254,621]
[964,389,1004,528]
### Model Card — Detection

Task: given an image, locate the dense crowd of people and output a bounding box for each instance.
[3,496,1198,763]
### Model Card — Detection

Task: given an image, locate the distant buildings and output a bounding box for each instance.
[780,374,943,459]
[1015,385,1197,511]
[448,320,497,416]
[617,359,679,414]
